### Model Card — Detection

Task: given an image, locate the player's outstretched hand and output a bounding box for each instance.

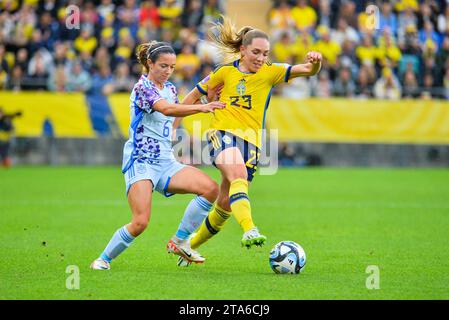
[306,51,322,64]
[201,101,226,113]
[207,83,224,102]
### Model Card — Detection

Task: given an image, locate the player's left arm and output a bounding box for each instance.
[289,51,323,79]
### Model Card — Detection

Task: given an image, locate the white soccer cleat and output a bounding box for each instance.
[90,258,110,270]
[177,256,191,267]
[167,236,205,264]
[241,227,267,248]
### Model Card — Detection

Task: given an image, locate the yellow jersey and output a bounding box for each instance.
[196,60,291,148]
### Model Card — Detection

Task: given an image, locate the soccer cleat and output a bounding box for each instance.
[177,256,191,267]
[167,237,205,264]
[241,227,267,248]
[90,258,110,270]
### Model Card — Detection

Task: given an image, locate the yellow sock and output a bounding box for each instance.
[229,178,254,232]
[190,204,231,249]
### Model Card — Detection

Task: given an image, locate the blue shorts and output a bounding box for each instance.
[124,159,186,196]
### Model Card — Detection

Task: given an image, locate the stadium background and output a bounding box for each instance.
[0,0,448,166]
[1,0,449,300]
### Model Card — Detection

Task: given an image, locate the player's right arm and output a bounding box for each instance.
[152,99,224,117]
[134,83,225,116]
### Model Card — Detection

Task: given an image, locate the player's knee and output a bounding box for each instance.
[131,216,149,235]
[202,180,219,203]
[227,168,248,181]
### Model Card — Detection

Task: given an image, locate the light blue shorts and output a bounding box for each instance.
[124,159,186,196]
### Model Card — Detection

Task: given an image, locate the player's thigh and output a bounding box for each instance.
[127,180,153,220]
[166,165,218,197]
[215,147,248,181]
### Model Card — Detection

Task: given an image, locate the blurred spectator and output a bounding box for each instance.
[272,32,296,64]
[438,6,449,35]
[444,69,449,99]
[0,108,22,167]
[338,1,357,29]
[269,0,295,40]
[74,27,98,56]
[374,68,402,100]
[47,64,67,92]
[418,21,440,53]
[66,60,92,93]
[333,67,355,97]
[356,65,374,98]
[279,142,296,167]
[317,0,331,28]
[182,0,204,30]
[81,1,100,29]
[398,5,418,40]
[91,64,114,97]
[98,0,116,21]
[291,0,317,33]
[313,25,341,76]
[139,0,160,28]
[7,65,24,91]
[27,49,53,90]
[281,77,311,99]
[355,35,379,69]
[395,0,419,13]
[114,28,135,66]
[202,0,223,26]
[175,44,201,93]
[379,2,398,36]
[378,29,402,69]
[113,62,134,93]
[52,42,68,67]
[117,0,140,38]
[293,31,313,63]
[420,72,438,99]
[313,70,332,98]
[402,68,419,98]
[0,44,9,75]
[331,18,360,46]
[436,37,449,83]
[159,0,183,30]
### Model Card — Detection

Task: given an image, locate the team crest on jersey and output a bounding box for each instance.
[236,79,246,95]
[222,135,232,145]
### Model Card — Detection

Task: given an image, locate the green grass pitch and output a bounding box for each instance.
[1,167,448,299]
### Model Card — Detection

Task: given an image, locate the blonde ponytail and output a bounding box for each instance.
[208,15,269,64]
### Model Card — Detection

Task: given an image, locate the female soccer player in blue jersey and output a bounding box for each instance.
[177,16,322,265]
[91,41,225,270]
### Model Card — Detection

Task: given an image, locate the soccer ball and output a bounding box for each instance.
[269,241,306,274]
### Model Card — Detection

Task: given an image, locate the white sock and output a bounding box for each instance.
[100,225,135,262]
[175,196,213,240]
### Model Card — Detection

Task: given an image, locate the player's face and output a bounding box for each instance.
[241,38,270,73]
[148,53,176,84]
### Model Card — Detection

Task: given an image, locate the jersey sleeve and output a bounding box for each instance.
[134,83,164,112]
[270,63,293,86]
[196,66,226,95]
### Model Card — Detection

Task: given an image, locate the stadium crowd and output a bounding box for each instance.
[0,0,448,100]
[270,0,449,99]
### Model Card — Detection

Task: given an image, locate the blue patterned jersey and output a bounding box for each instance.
[122,75,178,173]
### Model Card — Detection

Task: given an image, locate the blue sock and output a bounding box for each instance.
[100,225,135,263]
[175,196,213,240]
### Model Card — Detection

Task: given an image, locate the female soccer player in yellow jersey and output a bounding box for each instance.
[178,16,322,262]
